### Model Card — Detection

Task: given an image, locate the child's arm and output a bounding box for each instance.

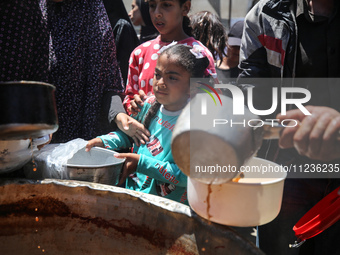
[86,98,152,152]
[114,153,187,187]
[114,153,140,186]
[85,137,105,152]
[99,131,133,151]
[86,130,133,153]
[137,154,187,187]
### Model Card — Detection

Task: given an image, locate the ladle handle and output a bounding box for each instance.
[262,122,340,140]
[262,122,284,140]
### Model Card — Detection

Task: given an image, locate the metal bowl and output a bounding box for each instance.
[66,147,125,186]
[0,136,50,174]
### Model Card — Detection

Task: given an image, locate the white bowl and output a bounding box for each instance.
[0,136,51,174]
[0,139,32,173]
[187,157,287,227]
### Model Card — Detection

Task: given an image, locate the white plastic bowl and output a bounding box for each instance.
[187,157,287,227]
[0,136,50,173]
[0,139,31,173]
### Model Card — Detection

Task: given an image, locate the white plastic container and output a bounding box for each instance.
[187,157,287,227]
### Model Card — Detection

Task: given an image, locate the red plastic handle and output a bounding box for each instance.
[293,187,340,241]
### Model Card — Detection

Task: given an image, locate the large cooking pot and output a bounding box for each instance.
[0,179,264,255]
[0,81,58,140]
[172,93,282,184]
[187,157,287,227]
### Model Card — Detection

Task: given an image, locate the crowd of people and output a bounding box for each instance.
[1,0,339,254]
[239,1,340,254]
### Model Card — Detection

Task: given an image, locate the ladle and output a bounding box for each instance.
[172,93,286,184]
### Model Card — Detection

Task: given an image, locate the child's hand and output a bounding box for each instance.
[115,153,140,186]
[85,138,104,152]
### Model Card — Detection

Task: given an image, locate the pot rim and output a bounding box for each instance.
[66,147,125,168]
[0,80,56,90]
[226,175,286,186]
[190,175,286,187]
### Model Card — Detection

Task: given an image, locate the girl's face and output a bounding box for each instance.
[148,0,190,41]
[129,0,144,26]
[153,54,190,111]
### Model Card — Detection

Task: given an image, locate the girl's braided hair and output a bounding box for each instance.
[142,44,209,129]
[142,101,161,130]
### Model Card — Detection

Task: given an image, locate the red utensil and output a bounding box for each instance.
[290,187,340,248]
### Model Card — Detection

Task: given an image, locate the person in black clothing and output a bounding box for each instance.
[103,0,140,85]
[129,0,159,43]
[239,0,340,254]
[215,20,244,83]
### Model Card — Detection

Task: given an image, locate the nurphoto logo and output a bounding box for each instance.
[197,81,222,115]
[191,78,313,129]
[206,83,311,116]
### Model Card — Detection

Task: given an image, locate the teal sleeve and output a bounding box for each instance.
[97,102,149,151]
[136,154,187,187]
[98,130,133,150]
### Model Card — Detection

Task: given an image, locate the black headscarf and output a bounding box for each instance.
[102,0,140,84]
[136,0,153,27]
[136,0,159,43]
[103,0,134,28]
